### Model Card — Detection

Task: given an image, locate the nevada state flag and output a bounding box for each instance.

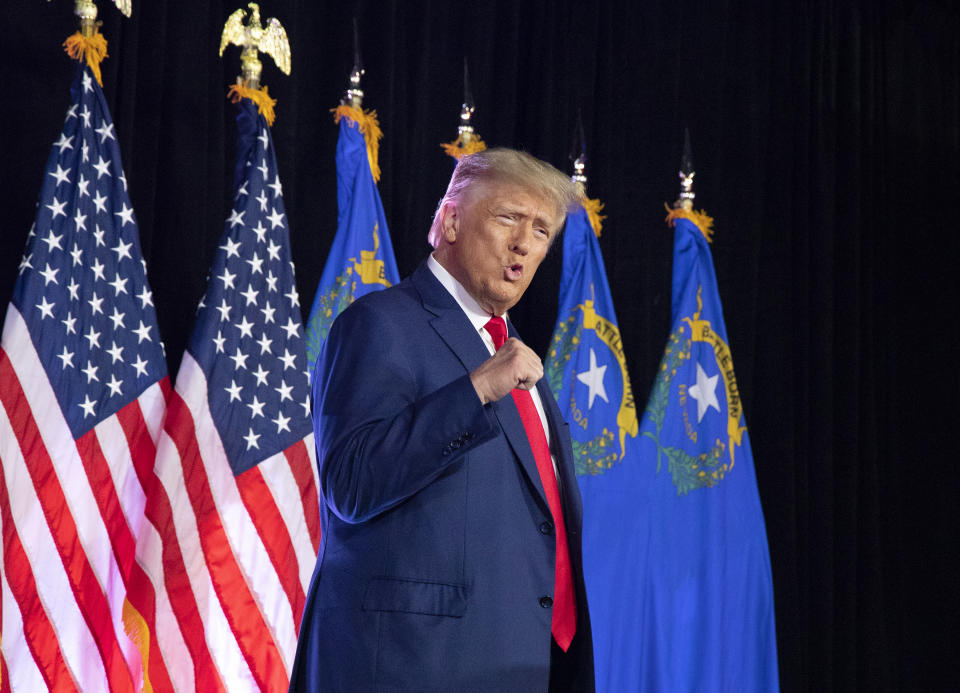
[304,108,399,378]
[627,212,779,691]
[545,203,643,692]
[545,205,639,476]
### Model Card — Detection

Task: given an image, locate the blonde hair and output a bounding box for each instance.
[427,148,584,248]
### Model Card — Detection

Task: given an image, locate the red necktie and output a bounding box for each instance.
[484,316,576,651]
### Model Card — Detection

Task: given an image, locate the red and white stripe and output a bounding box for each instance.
[137,352,320,691]
[0,305,172,691]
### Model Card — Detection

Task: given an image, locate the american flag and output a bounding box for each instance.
[131,96,321,691]
[0,65,171,690]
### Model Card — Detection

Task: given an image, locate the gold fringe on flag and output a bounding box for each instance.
[664,204,715,243]
[583,197,606,238]
[333,104,383,182]
[122,598,155,693]
[63,30,108,87]
[441,132,487,160]
[228,82,278,127]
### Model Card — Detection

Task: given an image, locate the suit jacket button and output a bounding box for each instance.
[539,521,553,535]
[539,596,553,609]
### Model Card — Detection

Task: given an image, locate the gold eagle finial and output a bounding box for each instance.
[219,3,291,89]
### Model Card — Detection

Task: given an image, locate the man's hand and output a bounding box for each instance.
[470,338,543,405]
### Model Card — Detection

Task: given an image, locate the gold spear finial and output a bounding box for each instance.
[441,59,487,160]
[343,17,365,108]
[219,3,291,90]
[665,128,713,242]
[570,109,588,190]
[675,128,695,212]
[456,59,478,149]
[569,111,605,237]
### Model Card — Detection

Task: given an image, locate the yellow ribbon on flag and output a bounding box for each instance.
[63,30,108,86]
[333,104,383,182]
[228,82,278,126]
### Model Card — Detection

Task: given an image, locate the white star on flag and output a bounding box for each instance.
[688,361,721,423]
[576,347,610,409]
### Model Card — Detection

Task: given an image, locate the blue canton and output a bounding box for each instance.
[188,99,312,476]
[12,65,166,439]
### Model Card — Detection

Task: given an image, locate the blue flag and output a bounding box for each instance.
[633,213,779,691]
[560,209,780,691]
[304,111,399,377]
[546,204,642,691]
[546,206,639,475]
[184,97,314,472]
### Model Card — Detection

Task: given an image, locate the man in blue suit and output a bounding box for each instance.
[291,149,594,692]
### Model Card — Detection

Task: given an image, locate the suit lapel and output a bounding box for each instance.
[491,397,548,509]
[413,263,490,372]
[412,264,549,510]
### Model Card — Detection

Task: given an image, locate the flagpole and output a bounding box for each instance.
[665,129,714,242]
[345,17,365,109]
[676,127,695,212]
[568,111,605,237]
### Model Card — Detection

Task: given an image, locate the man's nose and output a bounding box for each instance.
[510,223,532,255]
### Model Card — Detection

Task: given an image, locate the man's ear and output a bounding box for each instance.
[440,200,459,243]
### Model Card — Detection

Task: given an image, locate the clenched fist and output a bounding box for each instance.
[470,338,543,404]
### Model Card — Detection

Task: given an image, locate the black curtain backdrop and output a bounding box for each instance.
[2,1,957,691]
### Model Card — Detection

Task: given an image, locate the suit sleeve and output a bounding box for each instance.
[314,298,498,524]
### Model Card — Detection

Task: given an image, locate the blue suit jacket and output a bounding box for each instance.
[290,262,594,692]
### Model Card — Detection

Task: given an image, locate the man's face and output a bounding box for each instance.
[441,181,564,316]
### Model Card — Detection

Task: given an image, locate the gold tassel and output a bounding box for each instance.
[227,82,278,127]
[664,204,715,243]
[332,105,383,183]
[63,30,108,87]
[440,132,487,160]
[583,197,606,238]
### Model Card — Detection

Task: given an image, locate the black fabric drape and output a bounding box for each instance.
[1,1,957,691]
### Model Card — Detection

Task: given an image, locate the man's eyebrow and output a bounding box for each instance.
[491,203,554,225]
[489,203,524,215]
[535,212,558,229]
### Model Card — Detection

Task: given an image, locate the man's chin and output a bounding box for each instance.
[488,288,526,314]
